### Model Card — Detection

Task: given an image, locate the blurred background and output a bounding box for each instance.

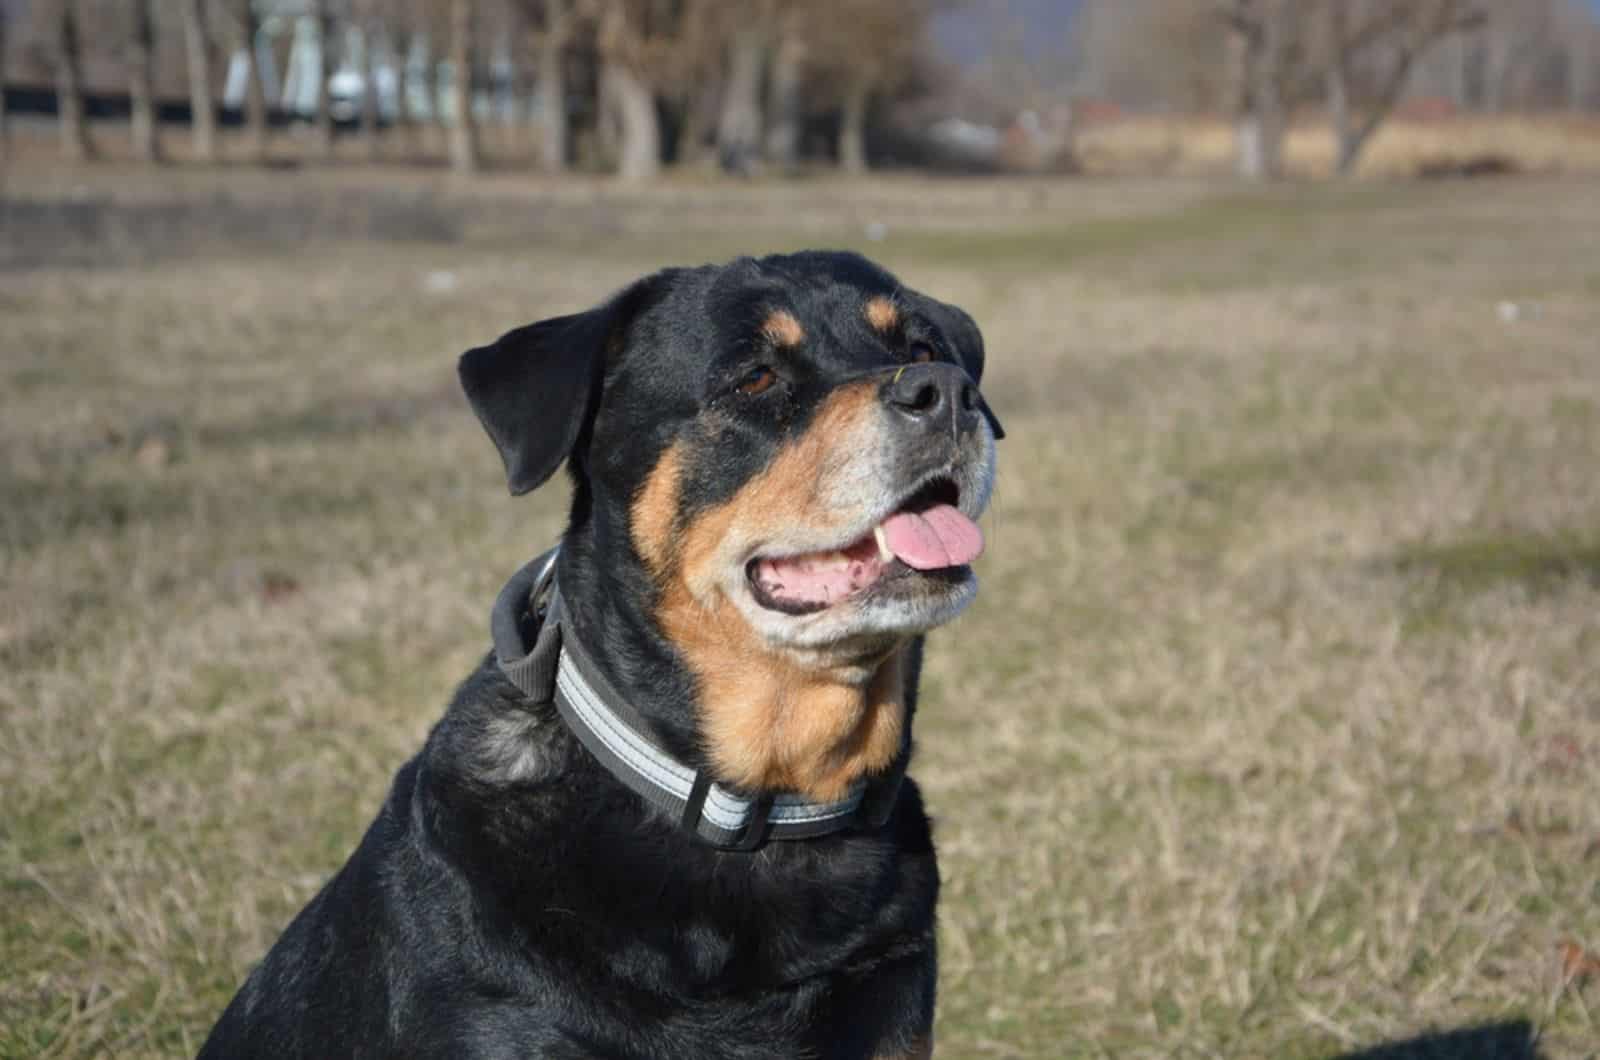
[3,0,1600,179]
[3,1,1600,1057]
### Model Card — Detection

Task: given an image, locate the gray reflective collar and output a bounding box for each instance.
[489,548,905,850]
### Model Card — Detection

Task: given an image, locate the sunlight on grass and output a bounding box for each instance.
[3,172,1600,1058]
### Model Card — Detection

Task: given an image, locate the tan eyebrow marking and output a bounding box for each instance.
[864,296,899,333]
[760,310,804,347]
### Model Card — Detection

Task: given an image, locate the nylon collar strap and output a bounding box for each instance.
[489,548,906,851]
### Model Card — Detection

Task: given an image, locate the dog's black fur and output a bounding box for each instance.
[199,252,999,1059]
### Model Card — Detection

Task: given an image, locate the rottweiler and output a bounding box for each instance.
[199,251,1002,1060]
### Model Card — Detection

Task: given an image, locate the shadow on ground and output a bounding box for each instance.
[1333,1020,1542,1060]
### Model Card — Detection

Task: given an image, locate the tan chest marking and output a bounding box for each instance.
[629,384,906,801]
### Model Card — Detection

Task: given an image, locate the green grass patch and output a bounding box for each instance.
[1395,533,1600,595]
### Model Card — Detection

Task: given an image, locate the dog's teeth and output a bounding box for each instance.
[873,525,894,563]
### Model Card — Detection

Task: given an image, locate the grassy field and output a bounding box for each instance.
[3,163,1600,1058]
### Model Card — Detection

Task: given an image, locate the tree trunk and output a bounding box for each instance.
[838,80,869,173]
[183,0,217,161]
[1333,50,1420,177]
[1483,25,1512,113]
[1229,2,1287,181]
[1327,65,1353,174]
[596,1,657,181]
[401,27,428,156]
[716,25,765,175]
[1452,29,1474,110]
[1325,1,1356,176]
[1233,114,1270,180]
[674,77,719,168]
[1570,20,1594,113]
[310,0,335,159]
[55,1,94,161]
[1330,2,1476,177]
[764,19,805,170]
[1256,7,1288,180]
[0,10,10,166]
[448,0,479,173]
[604,61,659,180]
[129,0,162,163]
[535,46,565,172]
[1227,17,1259,179]
[1333,128,1365,177]
[360,18,382,160]
[239,0,269,160]
[534,0,568,174]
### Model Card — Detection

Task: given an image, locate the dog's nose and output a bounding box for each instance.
[882,362,979,428]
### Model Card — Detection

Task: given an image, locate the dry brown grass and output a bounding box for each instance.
[2,162,1599,1058]
[1077,113,1600,179]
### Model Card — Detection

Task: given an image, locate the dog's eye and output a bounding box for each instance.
[908,343,934,364]
[737,366,779,395]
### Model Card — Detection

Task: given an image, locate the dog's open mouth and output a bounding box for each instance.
[746,478,983,615]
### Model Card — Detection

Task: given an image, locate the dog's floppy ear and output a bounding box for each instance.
[458,277,662,495]
[918,296,1005,440]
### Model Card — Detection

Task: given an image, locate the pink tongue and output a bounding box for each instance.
[881,504,985,571]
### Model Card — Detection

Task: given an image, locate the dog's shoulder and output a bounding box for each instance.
[394,657,943,1056]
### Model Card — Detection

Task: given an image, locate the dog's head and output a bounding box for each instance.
[460,252,1001,799]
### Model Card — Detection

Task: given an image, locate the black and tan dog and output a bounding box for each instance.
[200,251,1001,1059]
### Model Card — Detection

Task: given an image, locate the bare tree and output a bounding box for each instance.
[1217,0,1302,180]
[764,6,807,170]
[357,1,383,159]
[1322,0,1483,175]
[662,0,726,170]
[53,0,94,161]
[1084,0,1590,122]
[838,79,870,172]
[803,0,925,173]
[1071,1,1232,109]
[523,0,574,173]
[594,0,669,180]
[715,3,770,173]
[1484,0,1600,113]
[183,0,218,161]
[1474,0,1569,111]
[448,0,479,172]
[129,0,162,162]
[398,0,433,155]
[1569,2,1598,111]
[310,0,335,158]
[1216,0,1486,179]
[234,0,269,160]
[1,2,11,166]
[674,72,720,168]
